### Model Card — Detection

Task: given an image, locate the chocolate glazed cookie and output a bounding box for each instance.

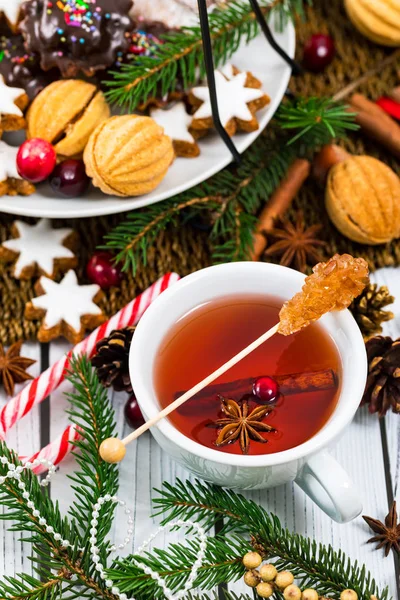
[19,0,134,77]
[0,34,57,100]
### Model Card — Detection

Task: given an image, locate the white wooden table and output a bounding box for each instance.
[1,268,399,598]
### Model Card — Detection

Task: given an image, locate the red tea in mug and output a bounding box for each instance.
[154,295,340,456]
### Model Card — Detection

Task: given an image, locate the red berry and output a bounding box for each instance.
[376,97,400,121]
[49,159,90,197]
[253,376,279,405]
[124,395,145,429]
[86,251,122,289]
[16,138,57,183]
[303,34,335,73]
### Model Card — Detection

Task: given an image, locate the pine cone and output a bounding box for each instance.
[361,336,400,416]
[350,284,394,339]
[91,327,135,393]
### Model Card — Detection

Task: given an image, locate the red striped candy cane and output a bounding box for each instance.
[2,273,180,471]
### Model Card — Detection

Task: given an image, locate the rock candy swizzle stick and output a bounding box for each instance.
[100,254,369,464]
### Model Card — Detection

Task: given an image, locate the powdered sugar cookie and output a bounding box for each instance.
[25,270,106,344]
[151,102,200,158]
[189,69,270,137]
[0,140,35,197]
[0,0,26,32]
[0,219,78,280]
[220,64,263,91]
[0,74,28,131]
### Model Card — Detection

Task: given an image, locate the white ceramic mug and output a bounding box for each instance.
[130,262,367,523]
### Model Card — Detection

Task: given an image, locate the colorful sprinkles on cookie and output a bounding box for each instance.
[19,0,134,76]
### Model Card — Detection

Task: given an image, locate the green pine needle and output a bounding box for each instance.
[277,97,359,145]
[65,355,119,551]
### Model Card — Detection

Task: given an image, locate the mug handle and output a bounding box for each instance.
[295,450,362,523]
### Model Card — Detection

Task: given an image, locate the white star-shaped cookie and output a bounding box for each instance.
[0,75,25,117]
[0,141,20,182]
[192,70,265,126]
[1,219,76,278]
[31,270,102,332]
[151,102,195,144]
[0,0,25,28]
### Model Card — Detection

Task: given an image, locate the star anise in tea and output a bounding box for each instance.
[207,396,275,454]
[0,341,36,397]
[363,501,400,556]
[265,211,327,273]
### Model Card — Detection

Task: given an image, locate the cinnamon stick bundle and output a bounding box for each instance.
[349,93,400,159]
[176,368,336,415]
[250,158,311,261]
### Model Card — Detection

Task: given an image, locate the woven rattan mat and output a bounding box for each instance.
[1,0,400,345]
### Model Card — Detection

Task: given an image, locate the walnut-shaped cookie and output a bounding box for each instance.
[25,270,106,344]
[0,219,78,280]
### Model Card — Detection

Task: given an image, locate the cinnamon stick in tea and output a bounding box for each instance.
[250,158,311,261]
[175,368,336,415]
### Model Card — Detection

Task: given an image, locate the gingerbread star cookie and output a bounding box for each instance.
[189,68,270,137]
[0,0,25,32]
[151,102,200,158]
[0,75,28,132]
[0,141,35,197]
[25,270,106,344]
[0,219,78,280]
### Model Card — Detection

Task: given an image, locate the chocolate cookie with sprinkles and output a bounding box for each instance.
[19,0,134,77]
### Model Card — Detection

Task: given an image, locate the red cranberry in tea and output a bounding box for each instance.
[49,159,90,197]
[303,34,335,73]
[253,376,279,404]
[124,395,145,429]
[86,251,122,289]
[16,138,56,183]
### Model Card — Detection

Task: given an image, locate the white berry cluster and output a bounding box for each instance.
[242,552,362,600]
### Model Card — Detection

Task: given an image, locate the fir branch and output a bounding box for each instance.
[0,357,119,600]
[104,0,305,110]
[277,97,359,145]
[153,480,390,600]
[65,355,119,550]
[0,573,66,600]
[107,534,250,599]
[104,134,297,271]
[0,443,78,550]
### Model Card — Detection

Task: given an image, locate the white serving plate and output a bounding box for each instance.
[0,20,295,219]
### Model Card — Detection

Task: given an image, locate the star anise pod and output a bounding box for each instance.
[363,501,400,556]
[207,396,275,454]
[0,341,36,397]
[264,211,327,273]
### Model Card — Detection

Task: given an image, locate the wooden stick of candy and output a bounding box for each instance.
[100,255,369,464]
